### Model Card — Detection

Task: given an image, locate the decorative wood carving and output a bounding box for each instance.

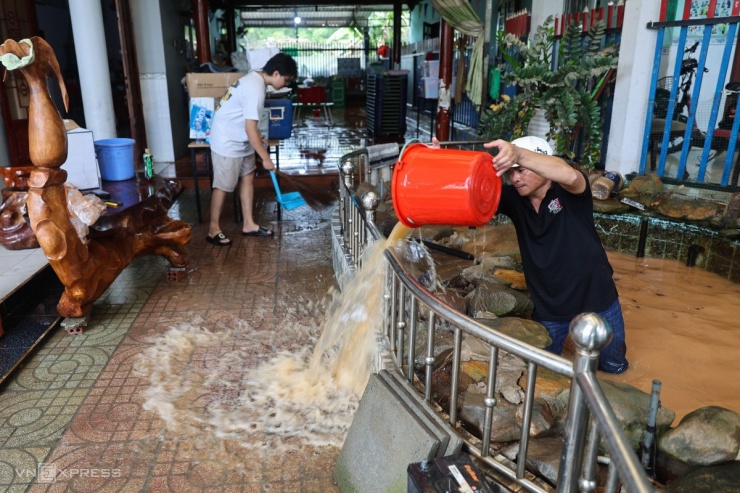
[0,190,38,250]
[0,36,191,318]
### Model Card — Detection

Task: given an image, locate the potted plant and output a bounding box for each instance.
[477,16,618,168]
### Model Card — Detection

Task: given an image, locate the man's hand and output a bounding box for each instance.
[261,158,276,171]
[484,139,520,176]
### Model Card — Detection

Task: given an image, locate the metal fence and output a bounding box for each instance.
[270,39,379,79]
[641,0,740,189]
[332,143,653,493]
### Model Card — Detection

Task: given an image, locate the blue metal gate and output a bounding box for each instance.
[641,0,740,188]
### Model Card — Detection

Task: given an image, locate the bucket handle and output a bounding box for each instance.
[398,138,425,164]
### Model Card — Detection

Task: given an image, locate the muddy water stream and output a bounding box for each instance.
[134,223,412,450]
[601,252,740,421]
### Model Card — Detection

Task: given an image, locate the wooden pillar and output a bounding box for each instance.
[392,1,402,69]
[193,0,211,63]
[436,19,454,140]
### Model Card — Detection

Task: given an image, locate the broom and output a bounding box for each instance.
[273,169,337,210]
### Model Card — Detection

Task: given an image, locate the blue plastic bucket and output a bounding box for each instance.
[94,138,136,181]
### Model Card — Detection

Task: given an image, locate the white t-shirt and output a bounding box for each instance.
[209,71,265,157]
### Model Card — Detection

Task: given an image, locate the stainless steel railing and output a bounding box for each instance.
[332,144,652,493]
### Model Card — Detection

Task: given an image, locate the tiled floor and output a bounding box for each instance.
[0,103,443,492]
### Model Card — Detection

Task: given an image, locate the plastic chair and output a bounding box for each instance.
[269,171,307,210]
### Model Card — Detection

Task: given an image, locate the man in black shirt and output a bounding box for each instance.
[486,136,628,374]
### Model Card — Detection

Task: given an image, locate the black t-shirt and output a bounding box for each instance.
[496,173,618,321]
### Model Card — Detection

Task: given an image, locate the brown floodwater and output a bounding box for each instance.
[600,251,740,422]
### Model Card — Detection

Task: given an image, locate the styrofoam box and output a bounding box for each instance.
[423,60,440,78]
[421,77,439,99]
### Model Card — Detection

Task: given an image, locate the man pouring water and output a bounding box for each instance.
[432,135,628,373]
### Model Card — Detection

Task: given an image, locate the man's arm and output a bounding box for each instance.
[484,139,586,194]
[245,119,275,170]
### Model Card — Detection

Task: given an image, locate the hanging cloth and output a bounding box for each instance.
[430,0,484,108]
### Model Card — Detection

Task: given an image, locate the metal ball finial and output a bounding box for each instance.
[360,191,379,210]
[569,312,612,351]
[341,162,354,175]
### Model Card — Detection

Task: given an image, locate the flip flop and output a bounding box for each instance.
[242,226,274,237]
[206,232,232,246]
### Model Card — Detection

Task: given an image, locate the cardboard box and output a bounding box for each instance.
[61,125,101,191]
[185,73,245,100]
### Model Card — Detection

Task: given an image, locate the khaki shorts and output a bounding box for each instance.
[211,151,256,192]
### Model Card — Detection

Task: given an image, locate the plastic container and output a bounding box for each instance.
[392,143,502,228]
[94,138,136,181]
[592,171,624,200]
[264,99,293,139]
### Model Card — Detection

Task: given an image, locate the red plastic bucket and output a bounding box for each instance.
[392,143,501,227]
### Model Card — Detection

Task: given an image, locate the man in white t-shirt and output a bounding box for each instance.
[206,53,297,246]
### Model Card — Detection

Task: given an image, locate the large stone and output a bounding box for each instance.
[439,224,520,259]
[723,191,740,229]
[500,435,564,485]
[466,281,534,317]
[459,393,522,443]
[592,198,631,214]
[477,317,551,349]
[664,462,740,493]
[658,406,740,466]
[554,379,676,451]
[655,195,725,223]
[624,173,664,198]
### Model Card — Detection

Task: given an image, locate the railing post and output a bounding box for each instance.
[360,191,379,225]
[340,161,354,245]
[556,313,612,493]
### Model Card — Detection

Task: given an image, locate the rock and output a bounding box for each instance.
[440,224,520,259]
[516,399,555,436]
[492,268,528,290]
[624,174,664,198]
[461,263,508,283]
[477,255,519,270]
[460,393,522,443]
[658,406,740,467]
[592,198,631,214]
[461,360,489,382]
[501,436,564,485]
[477,317,551,349]
[554,379,675,451]
[461,335,495,361]
[434,256,476,284]
[520,367,571,402]
[655,195,725,223]
[664,462,740,493]
[723,192,740,229]
[466,281,534,317]
[718,228,740,239]
[419,225,455,241]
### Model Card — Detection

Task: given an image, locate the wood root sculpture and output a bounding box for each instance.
[0,36,191,318]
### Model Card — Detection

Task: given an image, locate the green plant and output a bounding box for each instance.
[477,16,618,167]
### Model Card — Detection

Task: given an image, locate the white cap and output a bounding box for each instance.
[511,136,553,167]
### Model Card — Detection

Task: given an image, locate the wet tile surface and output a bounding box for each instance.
[0,103,417,492]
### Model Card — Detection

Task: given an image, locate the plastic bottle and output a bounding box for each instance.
[143,148,153,180]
